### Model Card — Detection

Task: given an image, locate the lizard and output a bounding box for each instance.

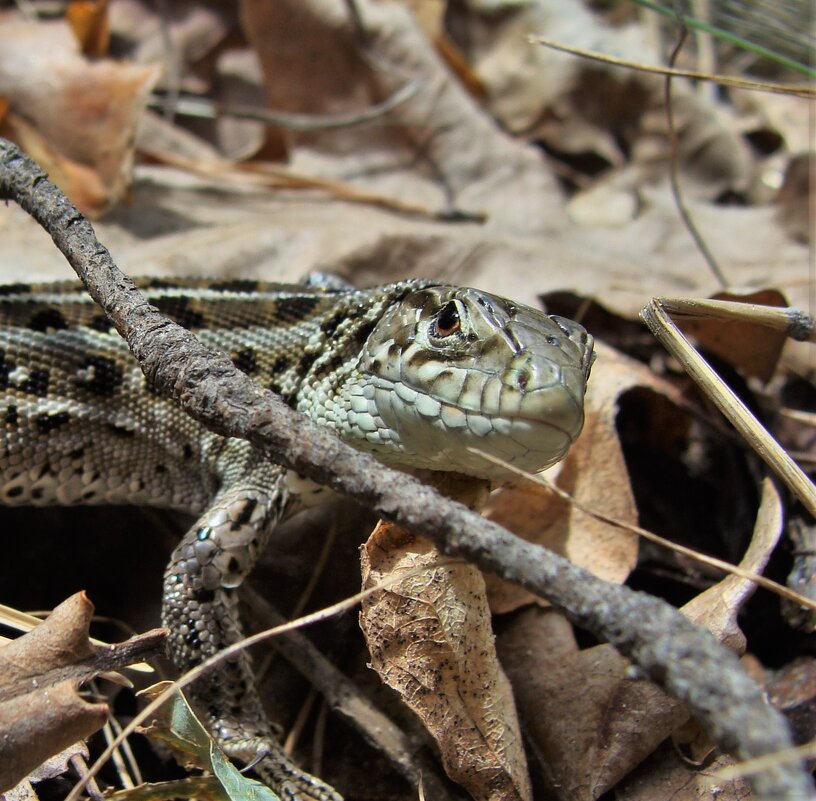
[0,276,594,800]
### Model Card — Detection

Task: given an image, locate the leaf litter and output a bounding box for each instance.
[0,1,812,800]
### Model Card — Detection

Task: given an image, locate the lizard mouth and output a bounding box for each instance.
[343,373,583,479]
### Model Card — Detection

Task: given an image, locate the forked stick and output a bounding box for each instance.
[640,297,816,517]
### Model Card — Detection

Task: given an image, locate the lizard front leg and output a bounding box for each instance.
[162,467,342,801]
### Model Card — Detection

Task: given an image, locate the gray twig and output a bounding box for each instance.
[0,139,811,800]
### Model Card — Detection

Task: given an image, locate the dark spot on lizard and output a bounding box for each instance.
[297,351,319,376]
[230,498,258,530]
[146,278,175,289]
[36,411,70,433]
[69,447,85,460]
[0,283,32,296]
[350,318,378,348]
[183,444,194,460]
[153,297,205,330]
[156,464,167,474]
[209,279,260,293]
[76,355,124,397]
[233,348,258,375]
[37,464,53,480]
[320,310,346,339]
[107,423,135,438]
[89,313,114,333]
[0,350,11,390]
[403,350,436,370]
[227,557,240,574]
[272,355,291,374]
[21,369,50,397]
[193,589,215,603]
[324,353,346,375]
[31,488,43,500]
[5,486,23,498]
[4,405,18,426]
[29,308,69,332]
[274,295,322,323]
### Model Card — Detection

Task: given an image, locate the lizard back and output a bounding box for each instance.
[0,278,427,512]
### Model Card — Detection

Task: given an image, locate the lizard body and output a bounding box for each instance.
[0,277,594,799]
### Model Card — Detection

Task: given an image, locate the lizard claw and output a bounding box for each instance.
[221,735,343,801]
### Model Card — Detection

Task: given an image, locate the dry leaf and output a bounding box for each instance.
[615,741,753,801]
[0,15,159,215]
[636,92,754,199]
[360,522,532,801]
[240,0,566,233]
[497,607,688,801]
[678,289,789,383]
[108,0,233,94]
[776,152,814,245]
[66,0,110,57]
[0,592,164,793]
[26,742,90,784]
[766,657,816,746]
[682,478,783,653]
[0,594,109,793]
[494,477,786,800]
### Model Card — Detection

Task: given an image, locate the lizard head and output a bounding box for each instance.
[347,285,594,480]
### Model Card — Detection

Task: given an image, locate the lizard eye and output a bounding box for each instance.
[431,301,461,338]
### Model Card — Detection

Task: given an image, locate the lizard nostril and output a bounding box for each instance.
[517,372,529,390]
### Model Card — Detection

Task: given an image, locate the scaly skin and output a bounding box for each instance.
[0,278,594,799]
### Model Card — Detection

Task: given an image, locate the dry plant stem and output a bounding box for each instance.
[68,754,104,801]
[471,450,815,611]
[148,149,465,221]
[101,718,140,789]
[0,604,154,673]
[642,298,816,517]
[0,628,166,704]
[92,574,446,801]
[528,36,816,97]
[664,23,729,288]
[148,77,418,131]
[0,140,811,800]
[690,0,717,103]
[658,297,816,342]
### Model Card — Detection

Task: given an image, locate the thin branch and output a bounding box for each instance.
[630,0,816,78]
[656,296,816,342]
[641,298,816,516]
[0,139,811,800]
[147,78,419,131]
[528,36,814,98]
[663,16,729,288]
[470,450,816,611]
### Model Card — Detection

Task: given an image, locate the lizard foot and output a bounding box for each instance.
[222,735,343,801]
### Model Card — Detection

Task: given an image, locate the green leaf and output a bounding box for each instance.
[140,682,281,801]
